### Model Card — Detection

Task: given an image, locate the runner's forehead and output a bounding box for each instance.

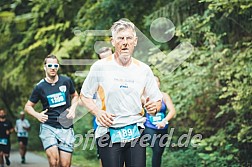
[115,28,135,37]
[45,58,58,64]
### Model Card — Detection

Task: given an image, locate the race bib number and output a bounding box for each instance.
[0,138,8,145]
[18,132,28,137]
[109,124,140,143]
[149,112,165,125]
[47,92,66,108]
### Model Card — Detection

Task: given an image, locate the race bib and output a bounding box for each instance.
[149,112,165,125]
[18,132,28,137]
[109,124,140,143]
[47,92,66,108]
[0,138,8,145]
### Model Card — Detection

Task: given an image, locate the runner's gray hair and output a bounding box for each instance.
[111,19,136,38]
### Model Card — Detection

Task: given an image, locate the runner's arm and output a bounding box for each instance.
[162,92,176,122]
[79,94,115,127]
[156,92,176,129]
[24,100,48,123]
[66,91,79,119]
[7,127,14,135]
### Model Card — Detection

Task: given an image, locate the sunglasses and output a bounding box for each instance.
[46,63,59,68]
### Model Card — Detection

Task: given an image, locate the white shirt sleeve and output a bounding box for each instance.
[81,62,100,98]
[25,119,30,128]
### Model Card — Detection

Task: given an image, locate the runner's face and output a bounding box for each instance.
[112,28,137,66]
[0,110,5,118]
[44,58,59,77]
[99,50,112,59]
[20,114,25,119]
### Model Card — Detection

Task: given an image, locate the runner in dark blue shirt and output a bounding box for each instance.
[0,108,14,166]
[24,55,78,167]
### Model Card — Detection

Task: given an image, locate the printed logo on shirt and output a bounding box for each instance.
[114,77,134,89]
[119,85,128,89]
[114,78,134,84]
[59,85,67,92]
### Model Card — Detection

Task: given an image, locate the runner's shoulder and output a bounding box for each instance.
[36,79,45,86]
[58,75,72,82]
[132,58,152,70]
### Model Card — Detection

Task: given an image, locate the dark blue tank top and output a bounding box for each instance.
[144,100,168,129]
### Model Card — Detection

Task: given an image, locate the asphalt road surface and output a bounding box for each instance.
[8,151,76,167]
[8,151,48,167]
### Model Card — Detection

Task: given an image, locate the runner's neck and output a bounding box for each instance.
[45,75,59,86]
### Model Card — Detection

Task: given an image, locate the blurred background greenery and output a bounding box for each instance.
[0,0,251,166]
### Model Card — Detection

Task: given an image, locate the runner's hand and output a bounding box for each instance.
[156,121,166,129]
[145,97,157,116]
[66,108,75,119]
[96,110,115,127]
[36,109,48,123]
[6,130,10,135]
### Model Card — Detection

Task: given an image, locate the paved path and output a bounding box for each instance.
[9,151,48,167]
[6,151,77,167]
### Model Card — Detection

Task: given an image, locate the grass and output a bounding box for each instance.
[33,151,47,158]
[72,153,99,167]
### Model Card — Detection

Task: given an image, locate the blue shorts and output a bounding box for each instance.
[39,124,75,153]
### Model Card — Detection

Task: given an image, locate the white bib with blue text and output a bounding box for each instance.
[18,132,28,137]
[0,138,8,145]
[47,92,66,108]
[149,112,165,125]
[109,124,140,143]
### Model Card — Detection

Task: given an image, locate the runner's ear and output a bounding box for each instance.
[111,37,115,47]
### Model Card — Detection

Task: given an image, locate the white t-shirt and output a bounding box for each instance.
[16,119,30,137]
[81,54,162,138]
